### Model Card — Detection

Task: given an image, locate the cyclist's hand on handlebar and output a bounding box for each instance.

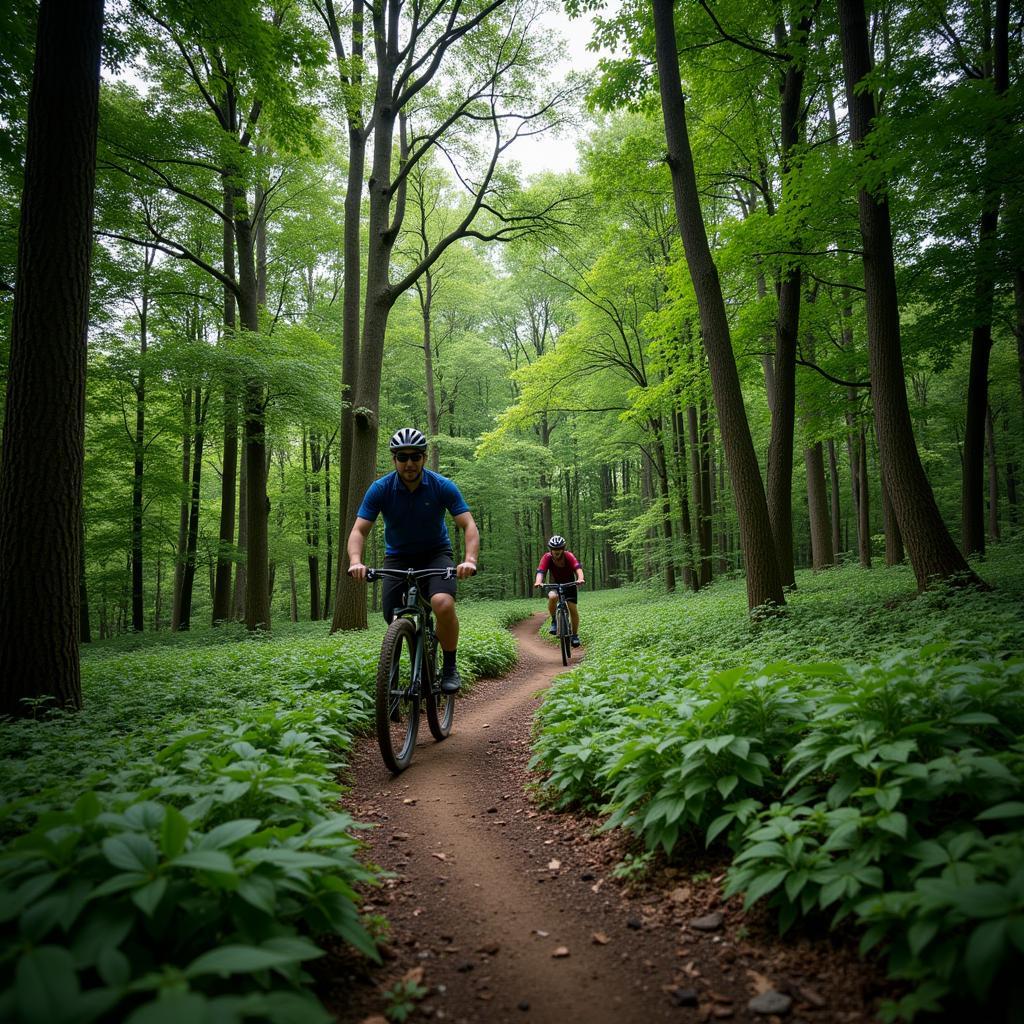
[456,561,477,579]
[347,562,368,582]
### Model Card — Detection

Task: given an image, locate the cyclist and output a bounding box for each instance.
[534,535,585,647]
[347,427,479,694]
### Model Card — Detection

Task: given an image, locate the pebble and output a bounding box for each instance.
[748,991,793,1015]
[689,912,724,931]
[672,988,699,1007]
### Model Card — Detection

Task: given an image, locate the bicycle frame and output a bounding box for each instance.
[367,567,454,695]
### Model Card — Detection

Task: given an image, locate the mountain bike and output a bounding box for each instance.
[367,567,456,773]
[537,581,584,666]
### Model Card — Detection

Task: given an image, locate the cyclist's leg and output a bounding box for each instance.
[421,550,460,692]
[568,600,580,634]
[381,554,405,623]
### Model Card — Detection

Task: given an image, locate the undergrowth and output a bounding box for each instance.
[0,600,528,1022]
[531,540,1024,1020]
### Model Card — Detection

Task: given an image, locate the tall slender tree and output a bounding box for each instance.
[837,0,983,590]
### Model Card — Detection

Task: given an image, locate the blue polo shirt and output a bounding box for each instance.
[357,469,470,557]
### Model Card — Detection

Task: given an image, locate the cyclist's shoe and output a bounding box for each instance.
[441,668,462,694]
[548,618,557,635]
[571,634,581,648]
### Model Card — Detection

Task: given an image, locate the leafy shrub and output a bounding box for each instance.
[0,707,377,1023]
[530,540,1024,1018]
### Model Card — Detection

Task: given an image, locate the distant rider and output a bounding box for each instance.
[534,534,585,647]
[347,427,479,694]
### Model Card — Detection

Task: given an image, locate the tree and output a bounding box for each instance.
[320,0,573,631]
[650,0,785,612]
[0,0,105,716]
[837,0,984,590]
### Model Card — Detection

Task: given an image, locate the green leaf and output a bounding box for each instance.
[876,812,907,839]
[131,877,168,917]
[172,850,236,874]
[185,942,320,978]
[125,992,209,1024]
[160,807,190,859]
[102,834,158,873]
[98,945,132,988]
[976,802,1024,821]
[742,867,789,908]
[195,818,261,850]
[965,919,1007,998]
[716,775,739,799]
[16,945,79,1023]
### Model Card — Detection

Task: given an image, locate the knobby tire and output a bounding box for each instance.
[424,626,454,741]
[376,617,419,773]
[558,605,571,666]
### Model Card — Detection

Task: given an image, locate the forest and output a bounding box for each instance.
[1,0,1023,1021]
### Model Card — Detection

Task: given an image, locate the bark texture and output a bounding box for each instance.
[0,0,104,716]
[652,0,784,612]
[838,0,982,590]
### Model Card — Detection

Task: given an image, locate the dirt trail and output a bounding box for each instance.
[328,613,882,1024]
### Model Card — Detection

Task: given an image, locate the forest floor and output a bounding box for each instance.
[320,613,891,1024]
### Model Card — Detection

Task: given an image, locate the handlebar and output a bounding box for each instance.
[365,567,457,582]
[535,580,585,590]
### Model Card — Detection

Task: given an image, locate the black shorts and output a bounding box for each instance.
[382,549,456,622]
[546,584,578,605]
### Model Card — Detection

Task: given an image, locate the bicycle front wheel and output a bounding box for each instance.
[376,617,420,773]
[424,629,454,741]
[557,606,571,666]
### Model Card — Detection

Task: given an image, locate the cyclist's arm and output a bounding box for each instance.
[346,517,374,580]
[452,510,479,578]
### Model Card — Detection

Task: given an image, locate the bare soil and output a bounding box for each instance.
[321,613,889,1024]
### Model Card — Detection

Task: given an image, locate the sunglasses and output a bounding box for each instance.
[394,452,424,463]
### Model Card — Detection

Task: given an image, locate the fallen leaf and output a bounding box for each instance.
[552,946,570,958]
[548,859,561,870]
[592,932,610,945]
[402,798,417,805]
[670,886,692,903]
[746,969,773,995]
[534,929,549,937]
[402,966,425,986]
[431,852,447,861]
[590,879,604,893]
[482,723,490,729]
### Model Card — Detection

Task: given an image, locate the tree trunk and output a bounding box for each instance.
[323,446,333,618]
[131,255,151,632]
[422,274,441,473]
[858,424,872,568]
[838,0,982,590]
[960,0,1008,557]
[670,406,695,590]
[880,470,904,566]
[805,442,834,570]
[0,0,103,716]
[171,390,191,630]
[80,518,92,644]
[303,430,322,620]
[178,389,209,629]
[699,399,714,585]
[651,0,784,612]
[328,0,367,634]
[828,439,842,559]
[213,180,238,623]
[289,562,298,622]
[986,402,1000,542]
[652,422,676,592]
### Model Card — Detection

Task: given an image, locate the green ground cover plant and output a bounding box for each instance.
[0,601,528,1023]
[531,541,1024,1019]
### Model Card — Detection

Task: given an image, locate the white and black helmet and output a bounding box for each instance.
[547,535,566,549]
[389,427,427,452]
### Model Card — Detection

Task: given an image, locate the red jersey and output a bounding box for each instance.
[537,550,581,584]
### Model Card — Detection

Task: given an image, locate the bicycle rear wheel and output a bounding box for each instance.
[424,628,454,741]
[376,617,420,772]
[557,605,571,666]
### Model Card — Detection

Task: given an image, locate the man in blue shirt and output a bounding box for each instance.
[347,427,479,693]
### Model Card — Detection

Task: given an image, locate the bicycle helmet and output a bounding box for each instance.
[389,427,427,452]
[547,535,566,549]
